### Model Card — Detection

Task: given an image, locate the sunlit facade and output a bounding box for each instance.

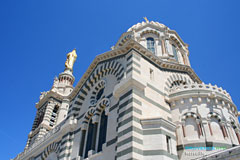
[14,20,240,160]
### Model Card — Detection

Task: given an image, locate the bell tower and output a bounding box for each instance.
[25,49,77,149]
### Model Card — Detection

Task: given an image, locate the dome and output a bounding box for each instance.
[115,19,190,66]
[127,20,167,32]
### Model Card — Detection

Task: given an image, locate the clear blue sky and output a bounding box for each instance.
[0,0,240,159]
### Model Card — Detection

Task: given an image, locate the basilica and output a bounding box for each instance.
[14,19,240,160]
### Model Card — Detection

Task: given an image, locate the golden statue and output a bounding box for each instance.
[65,49,77,71]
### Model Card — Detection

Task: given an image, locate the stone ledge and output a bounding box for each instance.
[113,73,146,98]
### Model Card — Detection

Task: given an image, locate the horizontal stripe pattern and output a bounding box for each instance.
[116,88,143,160]
[132,89,171,114]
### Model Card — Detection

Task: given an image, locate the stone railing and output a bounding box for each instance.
[169,82,232,101]
[14,119,66,160]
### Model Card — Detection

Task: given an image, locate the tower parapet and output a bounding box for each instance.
[51,69,75,96]
[51,49,77,96]
[166,83,239,159]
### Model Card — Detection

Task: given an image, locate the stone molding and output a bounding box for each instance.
[35,90,64,109]
[113,72,147,98]
[68,39,201,102]
[141,117,176,132]
[167,82,237,116]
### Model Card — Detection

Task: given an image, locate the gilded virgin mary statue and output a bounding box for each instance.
[65,49,77,71]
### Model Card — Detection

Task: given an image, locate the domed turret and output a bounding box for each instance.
[51,49,77,96]
[115,18,190,66]
[166,83,240,159]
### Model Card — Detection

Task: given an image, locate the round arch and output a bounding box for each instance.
[40,142,60,160]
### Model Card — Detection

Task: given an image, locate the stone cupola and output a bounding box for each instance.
[114,18,191,66]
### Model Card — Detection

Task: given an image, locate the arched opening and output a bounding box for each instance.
[49,105,59,127]
[185,117,199,140]
[84,119,94,158]
[172,44,178,62]
[147,37,155,54]
[210,117,224,140]
[230,121,240,144]
[97,110,108,152]
[46,152,58,160]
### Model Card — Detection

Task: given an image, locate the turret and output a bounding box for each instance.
[114,18,190,66]
[25,49,77,149]
[166,83,240,159]
[51,49,77,96]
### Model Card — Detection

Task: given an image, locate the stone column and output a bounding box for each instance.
[165,39,173,56]
[235,130,240,144]
[220,122,228,138]
[201,120,212,144]
[208,122,213,136]
[91,123,98,151]
[154,38,159,56]
[113,75,145,160]
[161,39,166,56]
[175,123,185,148]
[139,38,146,48]
[37,100,55,140]
[196,120,202,138]
[90,115,100,152]
[79,123,88,158]
[79,130,86,157]
[42,99,55,125]
[182,52,190,66]
[56,99,69,125]
[182,123,186,137]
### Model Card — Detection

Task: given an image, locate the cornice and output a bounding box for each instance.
[167,83,238,116]
[35,90,64,109]
[67,39,201,101]
[168,30,189,48]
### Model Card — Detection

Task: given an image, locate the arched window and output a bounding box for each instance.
[97,110,108,152]
[210,117,224,140]
[49,105,59,127]
[230,120,240,144]
[147,37,155,54]
[46,152,58,160]
[172,44,178,62]
[84,119,94,158]
[185,117,199,140]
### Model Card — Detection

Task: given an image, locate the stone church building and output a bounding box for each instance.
[14,20,240,160]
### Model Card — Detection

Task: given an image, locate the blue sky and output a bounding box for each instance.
[1,0,240,159]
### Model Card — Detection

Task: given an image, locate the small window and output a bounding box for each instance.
[49,105,59,127]
[84,119,94,158]
[147,37,155,54]
[97,111,108,152]
[170,80,186,88]
[172,44,178,62]
[166,135,171,153]
[150,69,154,80]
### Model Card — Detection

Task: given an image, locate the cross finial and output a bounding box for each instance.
[143,17,149,23]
